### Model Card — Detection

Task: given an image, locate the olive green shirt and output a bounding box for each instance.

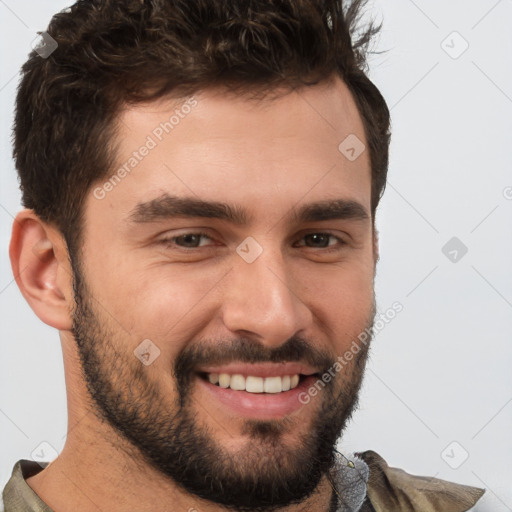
[1,450,484,511]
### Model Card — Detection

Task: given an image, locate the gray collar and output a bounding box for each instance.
[328,451,370,512]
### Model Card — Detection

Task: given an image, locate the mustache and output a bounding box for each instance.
[173,335,335,394]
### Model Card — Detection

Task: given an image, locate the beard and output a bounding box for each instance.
[70,258,375,512]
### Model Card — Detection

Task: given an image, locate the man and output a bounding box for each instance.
[3,0,485,510]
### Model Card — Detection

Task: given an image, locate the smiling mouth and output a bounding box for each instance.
[198,372,315,394]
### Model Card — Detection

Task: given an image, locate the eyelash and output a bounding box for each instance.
[159,231,347,252]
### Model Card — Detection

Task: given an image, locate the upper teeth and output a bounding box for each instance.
[207,373,300,393]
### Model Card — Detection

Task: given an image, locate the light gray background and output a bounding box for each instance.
[1,1,511,510]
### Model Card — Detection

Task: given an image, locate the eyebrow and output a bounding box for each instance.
[128,194,370,226]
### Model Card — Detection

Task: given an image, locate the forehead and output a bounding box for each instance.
[86,76,371,228]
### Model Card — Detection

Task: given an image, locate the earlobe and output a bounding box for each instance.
[9,210,74,331]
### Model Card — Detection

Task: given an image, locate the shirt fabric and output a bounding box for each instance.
[1,450,485,512]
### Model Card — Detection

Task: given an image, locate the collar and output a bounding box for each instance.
[2,459,52,512]
[357,450,485,512]
[329,451,370,511]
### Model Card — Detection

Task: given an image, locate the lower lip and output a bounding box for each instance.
[196,375,319,419]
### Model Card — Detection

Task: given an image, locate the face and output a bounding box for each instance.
[71,76,377,511]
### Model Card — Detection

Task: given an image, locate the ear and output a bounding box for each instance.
[9,209,74,331]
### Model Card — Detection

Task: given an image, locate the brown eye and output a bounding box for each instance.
[160,232,213,249]
[296,233,345,249]
[304,233,331,248]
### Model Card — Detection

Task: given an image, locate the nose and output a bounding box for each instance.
[220,245,312,348]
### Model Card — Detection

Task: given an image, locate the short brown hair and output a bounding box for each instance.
[13,0,390,256]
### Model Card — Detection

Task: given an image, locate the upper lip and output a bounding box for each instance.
[197,362,320,379]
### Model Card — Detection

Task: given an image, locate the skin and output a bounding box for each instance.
[10,74,378,512]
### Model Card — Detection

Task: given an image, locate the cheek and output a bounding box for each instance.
[115,266,224,347]
[328,268,374,313]
[299,259,374,343]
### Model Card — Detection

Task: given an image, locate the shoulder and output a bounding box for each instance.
[356,450,485,512]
